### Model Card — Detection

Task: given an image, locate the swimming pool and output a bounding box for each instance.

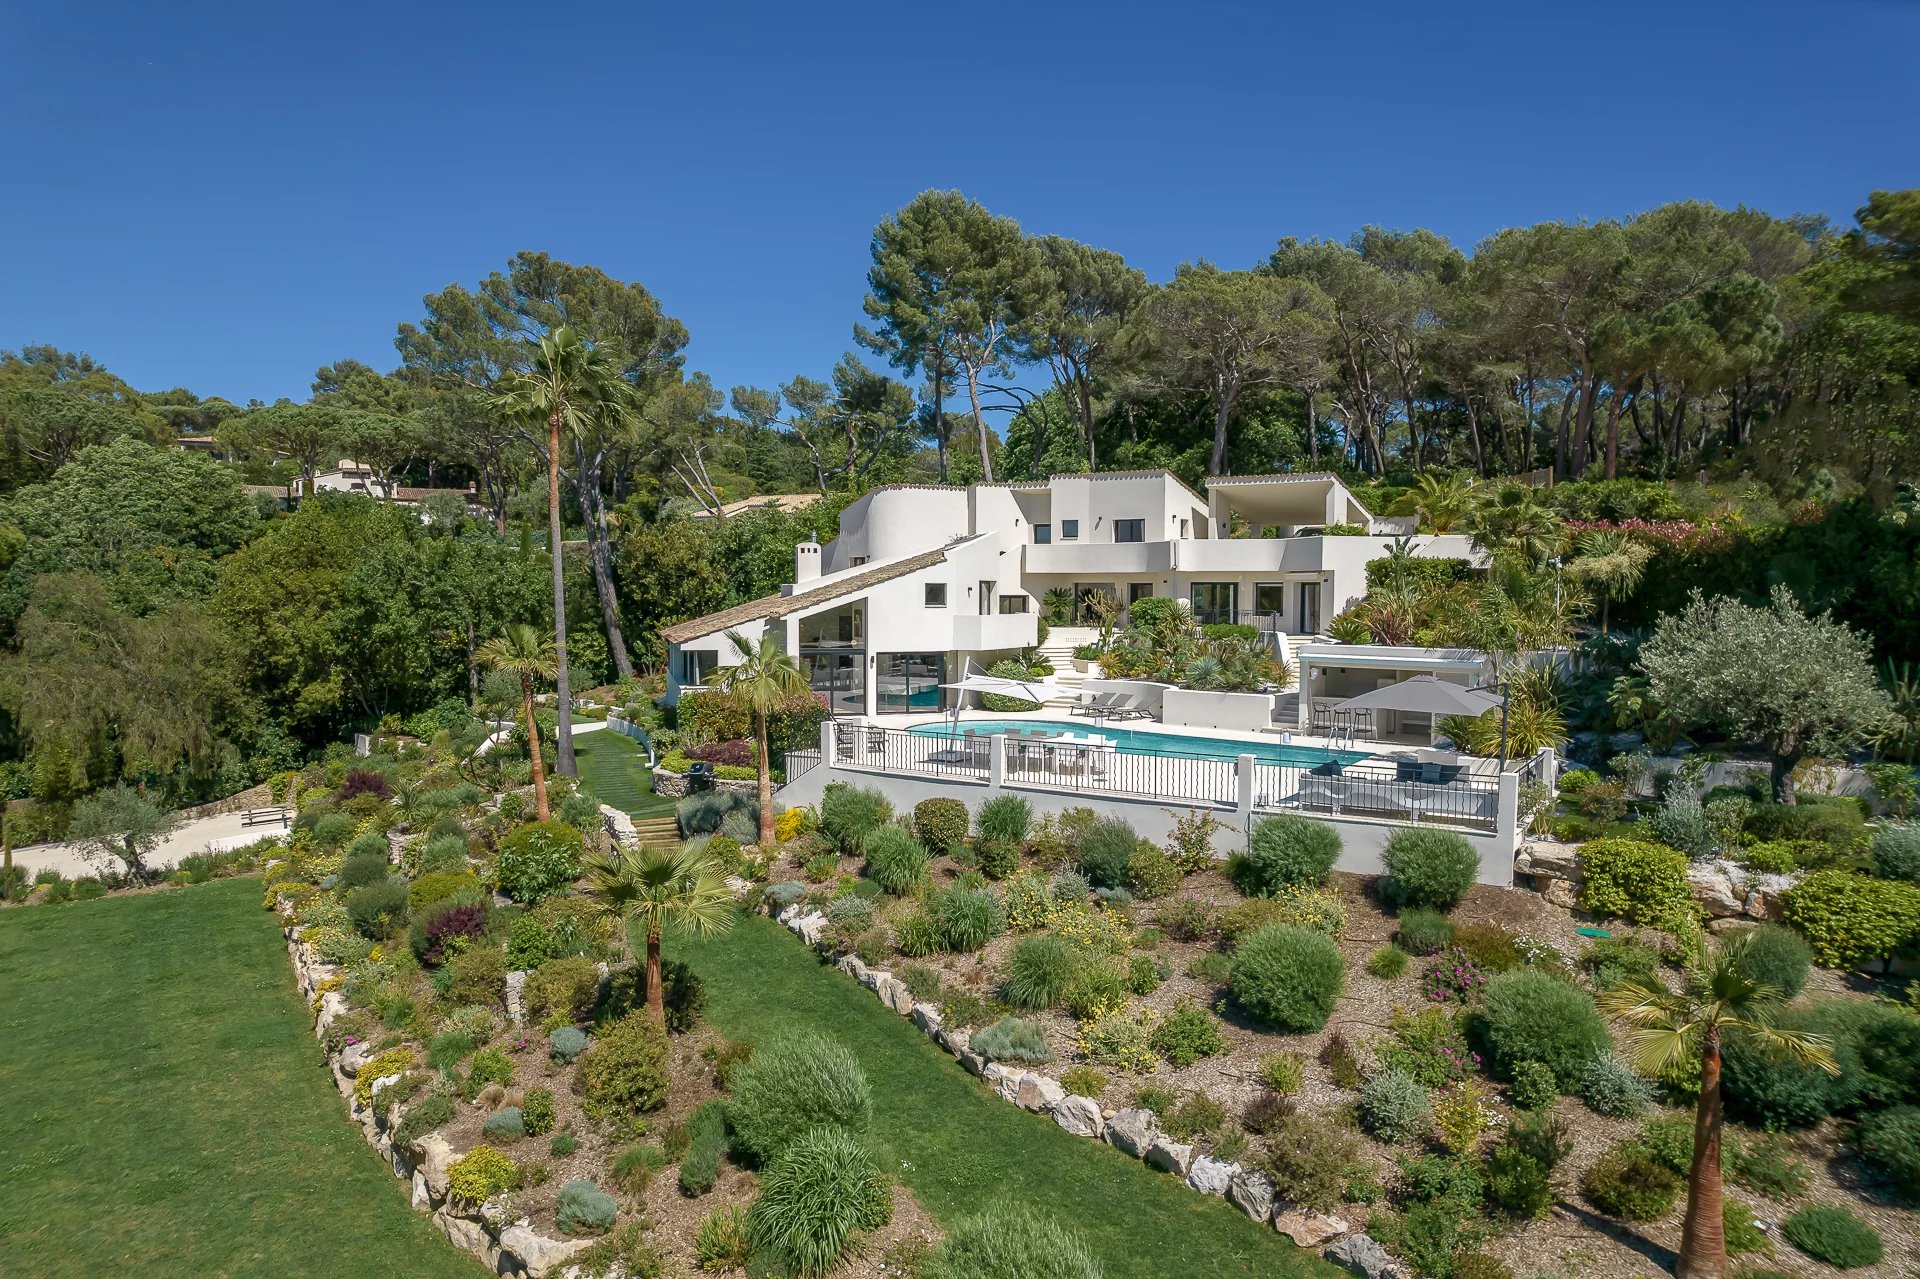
[907,718,1369,769]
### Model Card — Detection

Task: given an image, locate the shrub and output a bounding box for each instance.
[1235,814,1342,896]
[393,1093,456,1150]
[526,956,602,1026]
[1257,1113,1361,1212]
[966,836,1012,880]
[1125,952,1166,996]
[1127,843,1181,899]
[1581,1055,1654,1118]
[1582,935,1661,991]
[1723,1200,1770,1257]
[820,784,892,853]
[1156,897,1214,943]
[1230,925,1344,1031]
[694,1204,752,1273]
[1479,970,1610,1089]
[1060,1065,1108,1099]
[1873,821,1920,883]
[1162,1092,1228,1141]
[1062,963,1128,1019]
[1780,868,1920,969]
[1004,936,1081,1010]
[1638,1113,1694,1174]
[1782,1206,1882,1269]
[1396,908,1455,956]
[911,798,968,855]
[1380,828,1479,911]
[971,1016,1053,1065]
[495,820,585,903]
[748,1126,892,1277]
[1452,922,1525,972]
[1485,1143,1554,1219]
[443,943,508,1008]
[418,832,470,873]
[933,885,1004,951]
[1739,840,1802,874]
[862,825,929,895]
[1051,869,1092,901]
[1074,1000,1156,1072]
[448,1144,520,1203]
[1578,838,1694,928]
[727,1032,871,1163]
[548,1132,578,1157]
[462,1046,514,1100]
[1360,1068,1431,1143]
[556,1179,619,1237]
[521,1087,556,1137]
[340,852,391,888]
[1582,1143,1681,1220]
[575,1012,671,1132]
[1727,998,1920,1128]
[1421,948,1490,1004]
[679,1100,728,1196]
[344,879,410,938]
[1855,1104,1920,1198]
[1733,925,1812,999]
[410,895,491,965]
[826,894,876,932]
[1258,1051,1304,1095]
[1076,818,1137,889]
[1148,998,1226,1066]
[1509,1060,1558,1111]
[923,1207,1103,1279]
[549,1025,588,1064]
[1378,1006,1480,1087]
[973,793,1032,844]
[408,869,478,912]
[482,1107,527,1142]
[1368,946,1409,979]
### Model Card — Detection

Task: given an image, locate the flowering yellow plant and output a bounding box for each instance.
[1073,999,1159,1073]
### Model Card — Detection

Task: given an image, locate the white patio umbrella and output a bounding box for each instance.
[1333,675,1505,718]
[932,660,1069,739]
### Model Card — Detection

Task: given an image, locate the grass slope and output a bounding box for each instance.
[673,914,1336,1279]
[574,727,677,819]
[0,879,485,1278]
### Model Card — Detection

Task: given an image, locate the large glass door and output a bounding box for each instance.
[875,652,947,714]
[801,651,864,715]
[1190,582,1237,626]
[1252,583,1286,632]
[1299,581,1322,634]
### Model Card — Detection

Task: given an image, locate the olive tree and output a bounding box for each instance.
[68,785,178,882]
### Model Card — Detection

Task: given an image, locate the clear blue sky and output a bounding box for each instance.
[4,1,1916,407]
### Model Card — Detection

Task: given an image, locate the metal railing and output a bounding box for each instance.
[828,722,991,784]
[784,748,822,786]
[1251,759,1501,830]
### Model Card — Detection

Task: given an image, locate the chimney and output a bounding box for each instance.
[794,540,822,586]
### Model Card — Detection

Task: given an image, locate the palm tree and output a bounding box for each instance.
[582,846,735,1025]
[1464,482,1565,568]
[1394,472,1475,532]
[1567,529,1654,633]
[1599,935,1837,1279]
[477,624,558,821]
[705,629,811,846]
[491,326,636,779]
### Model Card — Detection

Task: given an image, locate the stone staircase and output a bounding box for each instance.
[1035,627,1099,697]
[628,815,682,849]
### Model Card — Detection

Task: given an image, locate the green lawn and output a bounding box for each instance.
[574,726,677,818]
[672,915,1338,1279]
[0,879,486,1279]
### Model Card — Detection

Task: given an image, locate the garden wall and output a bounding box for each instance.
[1160,688,1276,732]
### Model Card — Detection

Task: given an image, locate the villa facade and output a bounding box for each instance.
[661,470,1479,716]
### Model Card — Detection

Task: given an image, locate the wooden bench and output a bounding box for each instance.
[242,807,289,829]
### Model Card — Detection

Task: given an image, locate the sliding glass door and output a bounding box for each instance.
[875,652,947,714]
[1190,582,1237,626]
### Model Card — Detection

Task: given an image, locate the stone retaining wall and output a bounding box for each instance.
[765,897,1405,1279]
[649,768,759,799]
[1513,838,1792,931]
[175,782,274,822]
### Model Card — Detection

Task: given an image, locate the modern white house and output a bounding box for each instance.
[662,469,1478,716]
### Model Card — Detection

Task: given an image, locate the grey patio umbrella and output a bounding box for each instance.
[1333,675,1504,718]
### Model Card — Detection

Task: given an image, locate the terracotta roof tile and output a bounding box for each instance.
[661,541,960,645]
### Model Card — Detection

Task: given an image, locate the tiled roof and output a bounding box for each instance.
[393,486,478,503]
[661,542,958,645]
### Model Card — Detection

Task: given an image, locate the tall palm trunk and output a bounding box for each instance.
[756,709,775,846]
[644,926,666,1024]
[546,408,577,777]
[521,672,551,821]
[1678,1034,1728,1279]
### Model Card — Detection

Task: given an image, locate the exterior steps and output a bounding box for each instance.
[1035,626,1099,696]
[628,816,683,848]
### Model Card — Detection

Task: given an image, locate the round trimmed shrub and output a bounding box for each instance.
[747,1126,892,1277]
[912,798,969,855]
[1582,1143,1681,1220]
[1783,1206,1882,1269]
[344,878,410,939]
[975,794,1033,845]
[1580,1055,1654,1118]
[1076,818,1137,889]
[1781,868,1920,970]
[340,852,391,888]
[1230,924,1345,1032]
[934,885,1004,952]
[1479,969,1610,1089]
[863,825,930,895]
[970,1016,1053,1065]
[1733,924,1813,999]
[1380,828,1479,910]
[727,1031,872,1163]
[549,1025,588,1064]
[1395,908,1454,956]
[820,784,892,853]
[1004,935,1081,1010]
[494,820,585,903]
[525,956,602,1026]
[555,1179,618,1237]
[418,832,470,873]
[1360,1068,1431,1143]
[1578,837,1693,927]
[482,1106,526,1142]
[1855,1104,1920,1199]
[924,1207,1103,1279]
[1235,814,1342,896]
[408,869,479,912]
[574,1011,670,1133]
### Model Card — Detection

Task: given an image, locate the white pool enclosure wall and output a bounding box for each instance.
[778,722,1548,888]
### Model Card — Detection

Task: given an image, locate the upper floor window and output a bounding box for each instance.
[1033,524,1052,544]
[1061,519,1080,540]
[849,555,869,567]
[924,583,947,607]
[679,649,717,686]
[1115,518,1145,543]
[998,595,1028,613]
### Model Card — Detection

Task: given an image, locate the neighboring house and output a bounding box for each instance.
[662,469,1479,716]
[688,493,822,520]
[307,460,480,514]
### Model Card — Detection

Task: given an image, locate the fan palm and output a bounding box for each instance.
[706,629,812,845]
[1567,529,1654,633]
[582,846,735,1025]
[1464,483,1566,567]
[1396,471,1476,532]
[477,623,558,821]
[491,326,636,779]
[1598,935,1837,1279]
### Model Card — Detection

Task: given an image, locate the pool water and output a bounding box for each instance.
[908,718,1369,769]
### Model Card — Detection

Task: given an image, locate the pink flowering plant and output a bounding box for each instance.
[1379,1006,1482,1086]
[1420,948,1488,1004]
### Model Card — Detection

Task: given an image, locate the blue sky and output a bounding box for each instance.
[3,1,1917,407]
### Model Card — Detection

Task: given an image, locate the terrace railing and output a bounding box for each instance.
[1251,760,1502,830]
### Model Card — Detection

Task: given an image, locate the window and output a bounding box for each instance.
[1115,518,1145,543]
[998,595,1028,613]
[1190,582,1237,626]
[1061,519,1080,540]
[1128,582,1153,604]
[849,555,868,567]
[977,580,995,615]
[876,652,947,714]
[924,582,947,607]
[679,649,717,686]
[1033,524,1052,544]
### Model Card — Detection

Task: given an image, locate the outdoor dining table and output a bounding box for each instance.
[1006,729,1113,778]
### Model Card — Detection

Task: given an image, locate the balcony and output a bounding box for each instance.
[1025,540,1174,577]
[1172,538,1329,573]
[951,612,1039,651]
